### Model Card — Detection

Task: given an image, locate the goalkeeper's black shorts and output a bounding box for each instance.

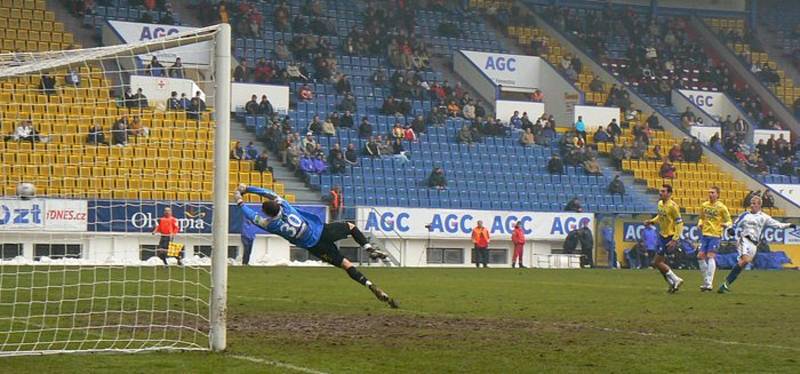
[307,222,351,267]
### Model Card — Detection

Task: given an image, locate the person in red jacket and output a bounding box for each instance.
[471,221,490,268]
[511,221,526,268]
[152,207,181,266]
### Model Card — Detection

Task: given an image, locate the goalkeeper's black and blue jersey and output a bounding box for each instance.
[239,186,324,248]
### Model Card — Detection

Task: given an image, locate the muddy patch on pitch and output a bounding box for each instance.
[228,313,553,343]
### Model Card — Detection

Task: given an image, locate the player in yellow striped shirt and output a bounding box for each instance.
[697,186,732,292]
[644,184,685,293]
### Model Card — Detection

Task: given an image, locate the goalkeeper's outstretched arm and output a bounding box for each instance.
[238,184,281,201]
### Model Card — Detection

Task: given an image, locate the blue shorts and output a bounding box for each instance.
[699,236,721,254]
[656,236,674,256]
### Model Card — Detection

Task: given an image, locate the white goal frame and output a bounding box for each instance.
[0,23,230,354]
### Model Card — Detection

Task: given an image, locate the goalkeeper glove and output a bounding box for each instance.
[726,227,736,237]
[237,183,248,193]
[789,223,797,230]
[233,191,243,204]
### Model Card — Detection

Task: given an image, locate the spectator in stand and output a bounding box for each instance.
[565,197,583,212]
[364,136,381,157]
[584,153,602,176]
[531,89,544,102]
[148,56,165,77]
[358,117,373,138]
[520,128,535,147]
[65,68,80,87]
[179,93,191,110]
[230,141,245,160]
[335,74,351,94]
[111,120,127,146]
[166,91,181,111]
[651,145,664,161]
[321,116,336,136]
[457,125,473,144]
[234,60,250,83]
[510,111,522,129]
[668,144,683,162]
[344,143,358,165]
[152,207,181,266]
[327,186,344,221]
[245,95,260,115]
[574,115,586,141]
[302,132,317,154]
[447,100,460,117]
[255,95,273,116]
[589,76,604,92]
[128,88,147,110]
[298,84,314,101]
[8,120,39,145]
[189,91,206,119]
[338,92,357,112]
[593,126,611,143]
[169,57,185,79]
[330,152,347,174]
[609,175,625,195]
[607,118,622,141]
[254,152,272,173]
[86,123,108,145]
[660,158,676,179]
[127,115,148,137]
[547,154,564,174]
[340,111,354,128]
[511,221,526,268]
[472,221,490,268]
[462,101,476,120]
[39,73,56,95]
[245,142,259,160]
[306,115,323,135]
[646,113,661,130]
[299,154,314,174]
[762,190,775,208]
[311,154,327,174]
[427,167,447,190]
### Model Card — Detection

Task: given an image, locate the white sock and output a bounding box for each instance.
[698,259,708,286]
[707,257,716,287]
[363,243,372,250]
[666,269,680,282]
[365,280,373,287]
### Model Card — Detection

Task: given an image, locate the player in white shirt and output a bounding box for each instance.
[718,196,796,293]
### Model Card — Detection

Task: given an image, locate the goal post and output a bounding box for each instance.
[0,24,230,355]
[211,23,230,353]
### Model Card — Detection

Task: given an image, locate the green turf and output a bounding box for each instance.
[2,267,800,373]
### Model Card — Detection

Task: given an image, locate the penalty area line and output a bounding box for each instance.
[228,354,330,374]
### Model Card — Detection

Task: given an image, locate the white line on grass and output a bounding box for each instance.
[228,354,330,374]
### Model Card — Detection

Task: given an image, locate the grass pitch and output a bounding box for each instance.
[2,267,800,373]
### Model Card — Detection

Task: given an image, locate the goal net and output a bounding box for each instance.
[0,24,230,355]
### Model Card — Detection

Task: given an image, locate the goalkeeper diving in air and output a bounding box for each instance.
[233,184,398,308]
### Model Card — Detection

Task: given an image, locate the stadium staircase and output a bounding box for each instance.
[230,120,320,203]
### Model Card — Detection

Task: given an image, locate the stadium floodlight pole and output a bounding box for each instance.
[210,22,231,352]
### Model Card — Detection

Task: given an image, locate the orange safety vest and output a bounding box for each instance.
[472,226,489,247]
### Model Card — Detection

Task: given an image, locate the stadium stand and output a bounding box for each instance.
[479,1,786,216]
[705,17,799,123]
[228,0,653,214]
[78,0,181,29]
[0,1,293,203]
